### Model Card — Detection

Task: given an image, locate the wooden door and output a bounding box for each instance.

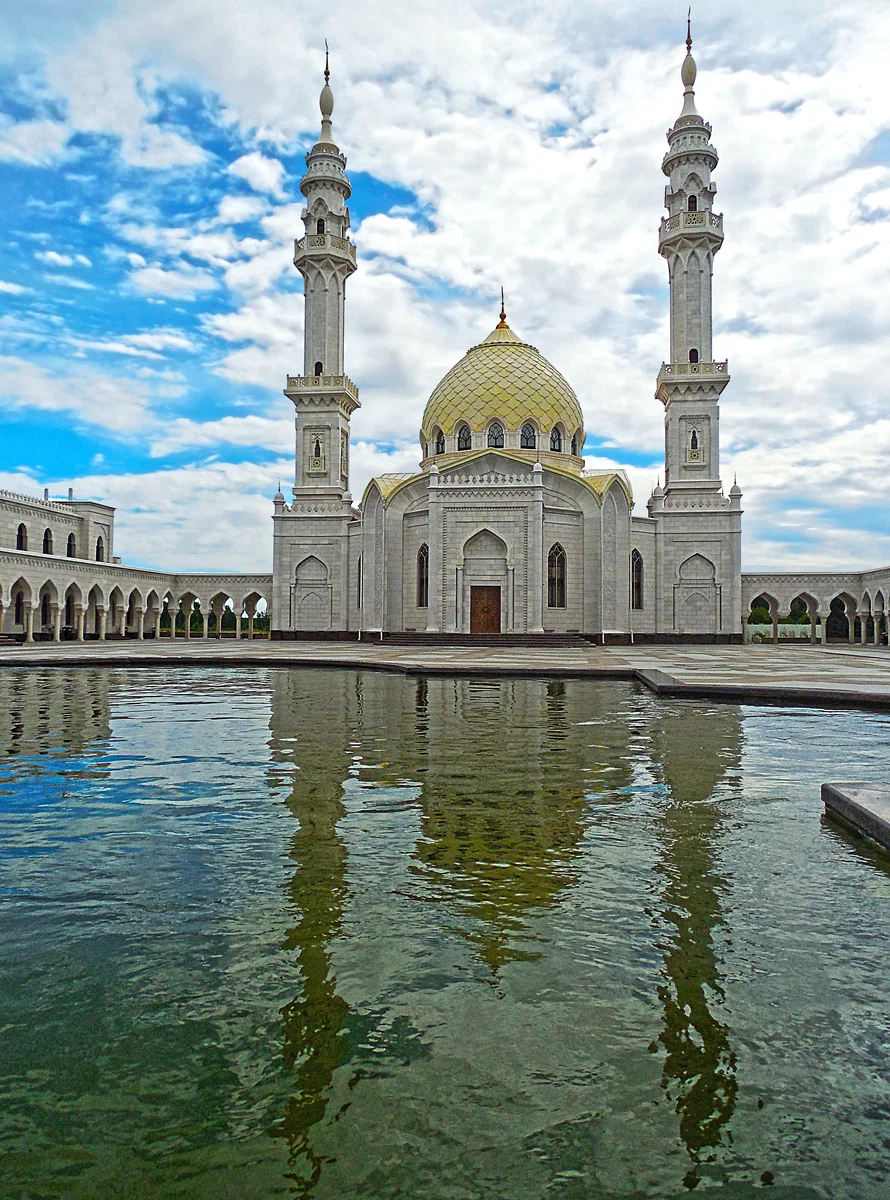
[470,586,501,633]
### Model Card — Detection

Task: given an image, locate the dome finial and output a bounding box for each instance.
[497,286,508,329]
[318,40,335,144]
[678,8,699,118]
[686,6,692,53]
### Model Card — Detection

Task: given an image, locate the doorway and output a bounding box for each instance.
[470,586,501,633]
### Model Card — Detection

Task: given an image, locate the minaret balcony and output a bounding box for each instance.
[659,209,723,248]
[294,233,356,263]
[658,360,728,380]
[285,373,359,400]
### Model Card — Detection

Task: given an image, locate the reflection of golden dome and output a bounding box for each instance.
[420,321,584,442]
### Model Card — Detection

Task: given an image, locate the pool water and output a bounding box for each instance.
[1,667,890,1199]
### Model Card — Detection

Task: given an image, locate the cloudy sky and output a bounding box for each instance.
[1,0,889,572]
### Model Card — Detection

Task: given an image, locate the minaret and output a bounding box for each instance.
[656,18,729,494]
[284,47,359,499]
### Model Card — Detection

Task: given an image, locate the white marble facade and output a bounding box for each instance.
[272,37,744,641]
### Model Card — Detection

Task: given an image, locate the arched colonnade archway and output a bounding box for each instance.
[742,573,890,647]
[0,569,272,642]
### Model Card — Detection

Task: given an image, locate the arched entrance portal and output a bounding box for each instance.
[462,529,507,633]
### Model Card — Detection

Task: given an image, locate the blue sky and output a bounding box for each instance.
[2,0,890,571]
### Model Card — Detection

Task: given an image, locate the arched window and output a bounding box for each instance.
[550,427,562,452]
[548,544,566,608]
[316,217,325,235]
[15,593,23,624]
[571,434,578,456]
[417,543,429,608]
[96,536,105,562]
[487,423,504,448]
[690,429,699,451]
[314,361,323,377]
[314,436,322,458]
[687,194,697,212]
[521,423,536,450]
[41,594,50,626]
[457,424,472,451]
[16,523,27,551]
[67,533,76,558]
[631,550,644,610]
[42,528,53,555]
[689,348,699,363]
[435,429,445,455]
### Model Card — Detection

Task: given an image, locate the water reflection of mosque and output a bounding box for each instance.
[267,669,744,1191]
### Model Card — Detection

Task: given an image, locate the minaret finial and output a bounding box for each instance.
[318,41,335,144]
[497,286,507,328]
[686,7,692,53]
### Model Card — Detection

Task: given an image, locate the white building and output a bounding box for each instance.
[272,34,743,641]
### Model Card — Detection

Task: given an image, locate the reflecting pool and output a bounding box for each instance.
[1,667,890,1199]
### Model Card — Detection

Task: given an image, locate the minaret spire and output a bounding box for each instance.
[497,287,508,328]
[318,41,335,145]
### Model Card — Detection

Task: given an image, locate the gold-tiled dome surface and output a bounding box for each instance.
[421,323,583,437]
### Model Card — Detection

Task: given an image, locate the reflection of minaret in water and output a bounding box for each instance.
[647,699,742,1180]
[268,669,356,1195]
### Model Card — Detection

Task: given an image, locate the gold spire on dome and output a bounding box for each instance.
[497,287,508,329]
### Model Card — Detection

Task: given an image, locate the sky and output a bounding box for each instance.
[1,0,889,573]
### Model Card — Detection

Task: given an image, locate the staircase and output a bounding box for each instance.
[381,632,590,648]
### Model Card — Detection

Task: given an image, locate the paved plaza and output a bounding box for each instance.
[2,640,890,711]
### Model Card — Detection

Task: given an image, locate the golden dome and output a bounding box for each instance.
[421,321,584,444]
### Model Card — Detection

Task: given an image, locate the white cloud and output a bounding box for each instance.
[129,264,219,299]
[35,250,74,266]
[43,273,96,290]
[0,355,158,434]
[215,195,266,225]
[0,280,30,295]
[0,118,69,166]
[123,330,195,351]
[228,151,286,197]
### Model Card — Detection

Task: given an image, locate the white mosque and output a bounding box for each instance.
[1,36,888,645]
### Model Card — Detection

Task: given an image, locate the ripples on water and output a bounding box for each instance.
[1,667,889,1199]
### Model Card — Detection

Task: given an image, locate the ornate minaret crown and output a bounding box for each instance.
[284,48,359,499]
[655,19,729,493]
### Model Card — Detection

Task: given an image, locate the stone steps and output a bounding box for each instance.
[381,632,590,648]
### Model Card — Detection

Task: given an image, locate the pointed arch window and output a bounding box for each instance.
[631,549,644,610]
[550,427,562,452]
[435,429,445,456]
[690,429,698,451]
[416,543,429,608]
[571,434,578,456]
[547,543,566,608]
[457,424,472,451]
[521,423,536,450]
[67,533,76,558]
[316,217,325,235]
[16,523,27,551]
[96,535,105,562]
[487,422,504,448]
[687,194,697,212]
[42,528,53,555]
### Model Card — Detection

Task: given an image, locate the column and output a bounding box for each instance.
[426,466,441,633]
[202,612,209,639]
[528,463,544,633]
[860,613,869,646]
[248,613,255,639]
[0,602,4,638]
[25,603,34,643]
[507,564,515,631]
[75,605,85,641]
[97,606,107,640]
[821,619,827,645]
[183,601,193,639]
[875,614,882,647]
[136,608,145,640]
[455,566,463,632]
[154,609,162,640]
[235,612,242,640]
[52,604,61,643]
[168,603,176,638]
